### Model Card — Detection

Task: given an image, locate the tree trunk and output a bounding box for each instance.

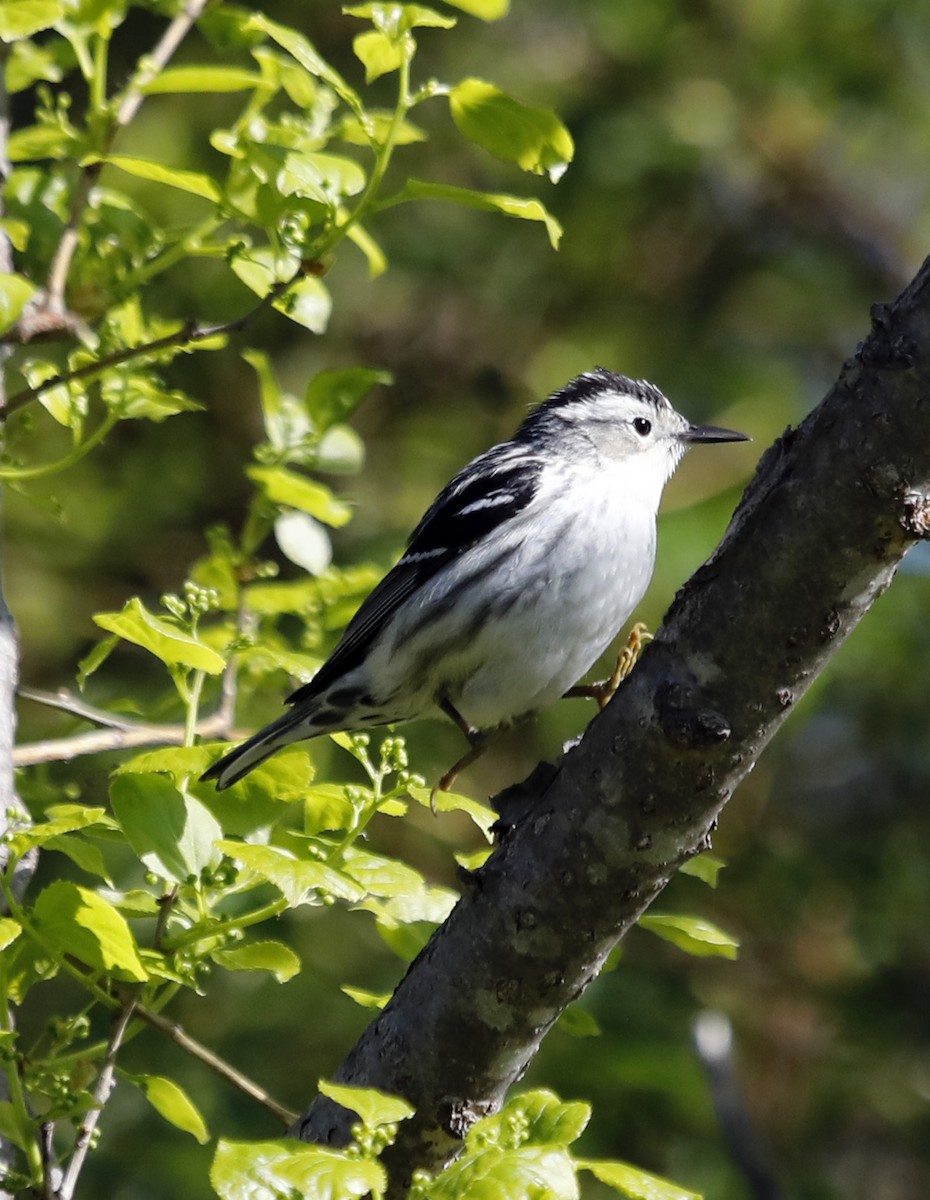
[292,259,930,1194]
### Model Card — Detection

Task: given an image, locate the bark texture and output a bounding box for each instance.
[293,257,930,1193]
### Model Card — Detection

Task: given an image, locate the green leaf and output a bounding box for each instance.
[341,985,390,1010]
[472,1089,590,1150]
[141,66,265,93]
[577,1159,702,1200]
[217,841,364,906]
[431,1145,578,1200]
[132,1074,210,1144]
[77,633,118,687]
[93,597,226,674]
[0,273,35,335]
[0,917,21,952]
[44,834,112,883]
[110,773,223,883]
[212,940,301,983]
[344,3,457,32]
[230,249,333,333]
[318,1079,414,1128]
[100,373,204,422]
[247,13,364,117]
[450,78,574,181]
[408,782,495,839]
[441,0,508,18]
[304,783,357,836]
[212,1139,385,1200]
[7,805,110,860]
[346,222,388,278]
[117,745,214,783]
[637,913,740,960]
[678,854,726,887]
[353,29,406,83]
[400,178,562,248]
[85,155,222,201]
[277,275,332,333]
[557,1005,602,1038]
[304,367,391,434]
[275,511,332,574]
[32,881,147,982]
[0,0,64,39]
[279,150,366,202]
[247,465,353,527]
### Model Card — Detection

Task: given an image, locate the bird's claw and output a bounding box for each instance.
[564,622,653,710]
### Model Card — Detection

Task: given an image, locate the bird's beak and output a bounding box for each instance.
[681,424,750,444]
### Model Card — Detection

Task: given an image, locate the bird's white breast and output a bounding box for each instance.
[379,458,659,730]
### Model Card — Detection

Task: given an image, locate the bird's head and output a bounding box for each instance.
[518,367,748,495]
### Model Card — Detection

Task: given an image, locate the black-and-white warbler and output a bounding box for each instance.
[202,368,747,793]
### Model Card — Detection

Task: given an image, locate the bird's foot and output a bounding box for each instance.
[563,622,654,710]
[431,734,491,813]
[432,696,493,813]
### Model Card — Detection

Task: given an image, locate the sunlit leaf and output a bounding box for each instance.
[44,834,112,883]
[408,783,495,839]
[217,841,364,906]
[278,150,366,202]
[275,511,333,574]
[471,1089,590,1150]
[399,178,562,248]
[441,0,508,18]
[341,985,390,1009]
[7,806,110,860]
[32,881,147,981]
[450,78,574,181]
[318,1079,414,1128]
[0,918,21,952]
[110,773,223,883]
[353,29,405,83]
[132,1074,210,1144]
[304,784,357,836]
[211,1139,384,1200]
[678,854,725,888]
[212,940,301,983]
[344,3,456,32]
[637,913,739,960]
[430,1145,578,1199]
[0,0,64,39]
[247,465,352,526]
[85,155,222,201]
[0,273,35,335]
[93,598,226,674]
[141,66,264,93]
[247,13,364,116]
[577,1158,702,1200]
[305,367,392,433]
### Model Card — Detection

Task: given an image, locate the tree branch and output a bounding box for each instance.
[13,699,241,767]
[134,1004,298,1128]
[291,258,930,1194]
[57,997,137,1200]
[44,0,211,313]
[2,264,309,419]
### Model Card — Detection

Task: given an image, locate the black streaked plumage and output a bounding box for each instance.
[287,444,544,705]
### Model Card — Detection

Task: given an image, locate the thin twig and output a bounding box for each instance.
[2,267,308,420]
[13,708,241,767]
[134,1003,298,1128]
[44,0,212,310]
[18,687,139,730]
[58,998,138,1200]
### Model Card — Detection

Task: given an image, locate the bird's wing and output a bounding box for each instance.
[287,443,544,703]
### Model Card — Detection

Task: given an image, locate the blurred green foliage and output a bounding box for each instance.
[3,0,930,1198]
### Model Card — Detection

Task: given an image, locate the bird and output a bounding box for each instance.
[202,368,748,794]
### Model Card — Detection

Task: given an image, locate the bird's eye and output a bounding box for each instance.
[633,417,652,437]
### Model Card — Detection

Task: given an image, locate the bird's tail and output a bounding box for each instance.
[200,708,314,791]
